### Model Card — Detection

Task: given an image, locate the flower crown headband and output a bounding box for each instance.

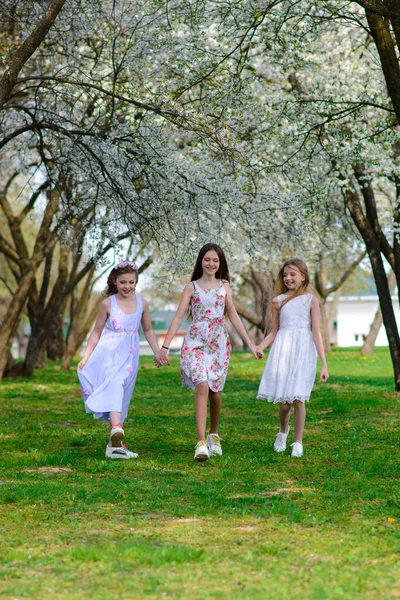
[113,261,138,271]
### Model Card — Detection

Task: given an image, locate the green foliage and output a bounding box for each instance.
[0,350,399,599]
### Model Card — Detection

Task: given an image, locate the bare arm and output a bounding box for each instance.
[141,298,168,364]
[77,298,109,370]
[256,299,280,352]
[159,283,194,360]
[310,296,329,382]
[224,283,258,359]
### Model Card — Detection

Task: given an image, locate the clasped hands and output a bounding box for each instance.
[154,349,170,368]
[251,344,264,360]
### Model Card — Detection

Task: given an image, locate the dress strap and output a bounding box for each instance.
[192,281,197,291]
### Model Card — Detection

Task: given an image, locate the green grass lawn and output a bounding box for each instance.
[0,348,399,600]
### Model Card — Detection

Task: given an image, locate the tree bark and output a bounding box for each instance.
[46,311,65,361]
[326,287,342,346]
[361,270,396,354]
[0,0,67,109]
[62,297,102,369]
[365,9,400,124]
[345,183,400,389]
[0,195,59,378]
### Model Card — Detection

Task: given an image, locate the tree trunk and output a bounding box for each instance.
[318,296,330,353]
[62,298,101,369]
[0,266,43,377]
[326,287,341,346]
[346,185,400,389]
[23,244,68,373]
[46,311,65,361]
[365,9,400,125]
[362,270,396,354]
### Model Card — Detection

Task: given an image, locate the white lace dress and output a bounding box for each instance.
[257,293,317,404]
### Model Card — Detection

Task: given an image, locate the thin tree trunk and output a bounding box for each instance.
[319,296,330,353]
[362,270,396,354]
[62,299,101,369]
[346,185,400,389]
[326,287,342,347]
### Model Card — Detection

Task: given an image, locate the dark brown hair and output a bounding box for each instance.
[103,265,138,297]
[190,243,230,283]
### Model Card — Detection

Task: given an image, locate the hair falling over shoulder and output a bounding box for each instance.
[103,265,139,297]
[190,243,230,282]
[186,243,230,320]
[273,258,313,310]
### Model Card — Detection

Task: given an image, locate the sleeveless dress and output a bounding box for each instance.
[257,293,317,403]
[78,294,143,422]
[181,281,231,392]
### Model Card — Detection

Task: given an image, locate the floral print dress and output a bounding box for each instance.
[181,281,231,392]
[78,294,143,422]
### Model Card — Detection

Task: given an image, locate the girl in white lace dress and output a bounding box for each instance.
[78,262,167,459]
[159,244,259,462]
[256,259,328,457]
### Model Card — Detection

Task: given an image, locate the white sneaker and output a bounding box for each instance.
[273,426,290,452]
[105,444,138,459]
[194,440,209,462]
[207,433,222,456]
[291,442,303,458]
[109,423,124,447]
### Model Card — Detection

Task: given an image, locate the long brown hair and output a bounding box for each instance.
[273,258,311,310]
[190,243,230,283]
[103,264,138,297]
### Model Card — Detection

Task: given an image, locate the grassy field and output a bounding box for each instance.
[0,348,399,600]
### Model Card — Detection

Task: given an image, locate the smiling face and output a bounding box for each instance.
[283,264,305,292]
[201,250,220,276]
[115,272,138,296]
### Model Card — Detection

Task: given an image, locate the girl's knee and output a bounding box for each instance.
[209,392,221,404]
[293,399,305,410]
[196,382,209,393]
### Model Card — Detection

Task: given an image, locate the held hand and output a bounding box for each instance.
[154,353,169,368]
[249,344,260,360]
[319,365,329,382]
[77,358,87,371]
[156,348,171,367]
[255,346,264,360]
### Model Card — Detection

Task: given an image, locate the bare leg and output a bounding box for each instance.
[110,411,122,426]
[195,382,209,441]
[279,402,291,433]
[293,400,306,443]
[209,390,221,434]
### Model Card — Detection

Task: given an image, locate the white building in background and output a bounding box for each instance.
[328,295,399,347]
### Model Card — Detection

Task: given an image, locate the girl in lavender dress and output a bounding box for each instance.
[78,262,168,459]
[159,244,259,462]
[256,258,329,458]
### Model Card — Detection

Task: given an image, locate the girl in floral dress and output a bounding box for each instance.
[159,244,259,461]
[78,262,168,459]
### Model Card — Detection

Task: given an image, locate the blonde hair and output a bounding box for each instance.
[273,258,311,310]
